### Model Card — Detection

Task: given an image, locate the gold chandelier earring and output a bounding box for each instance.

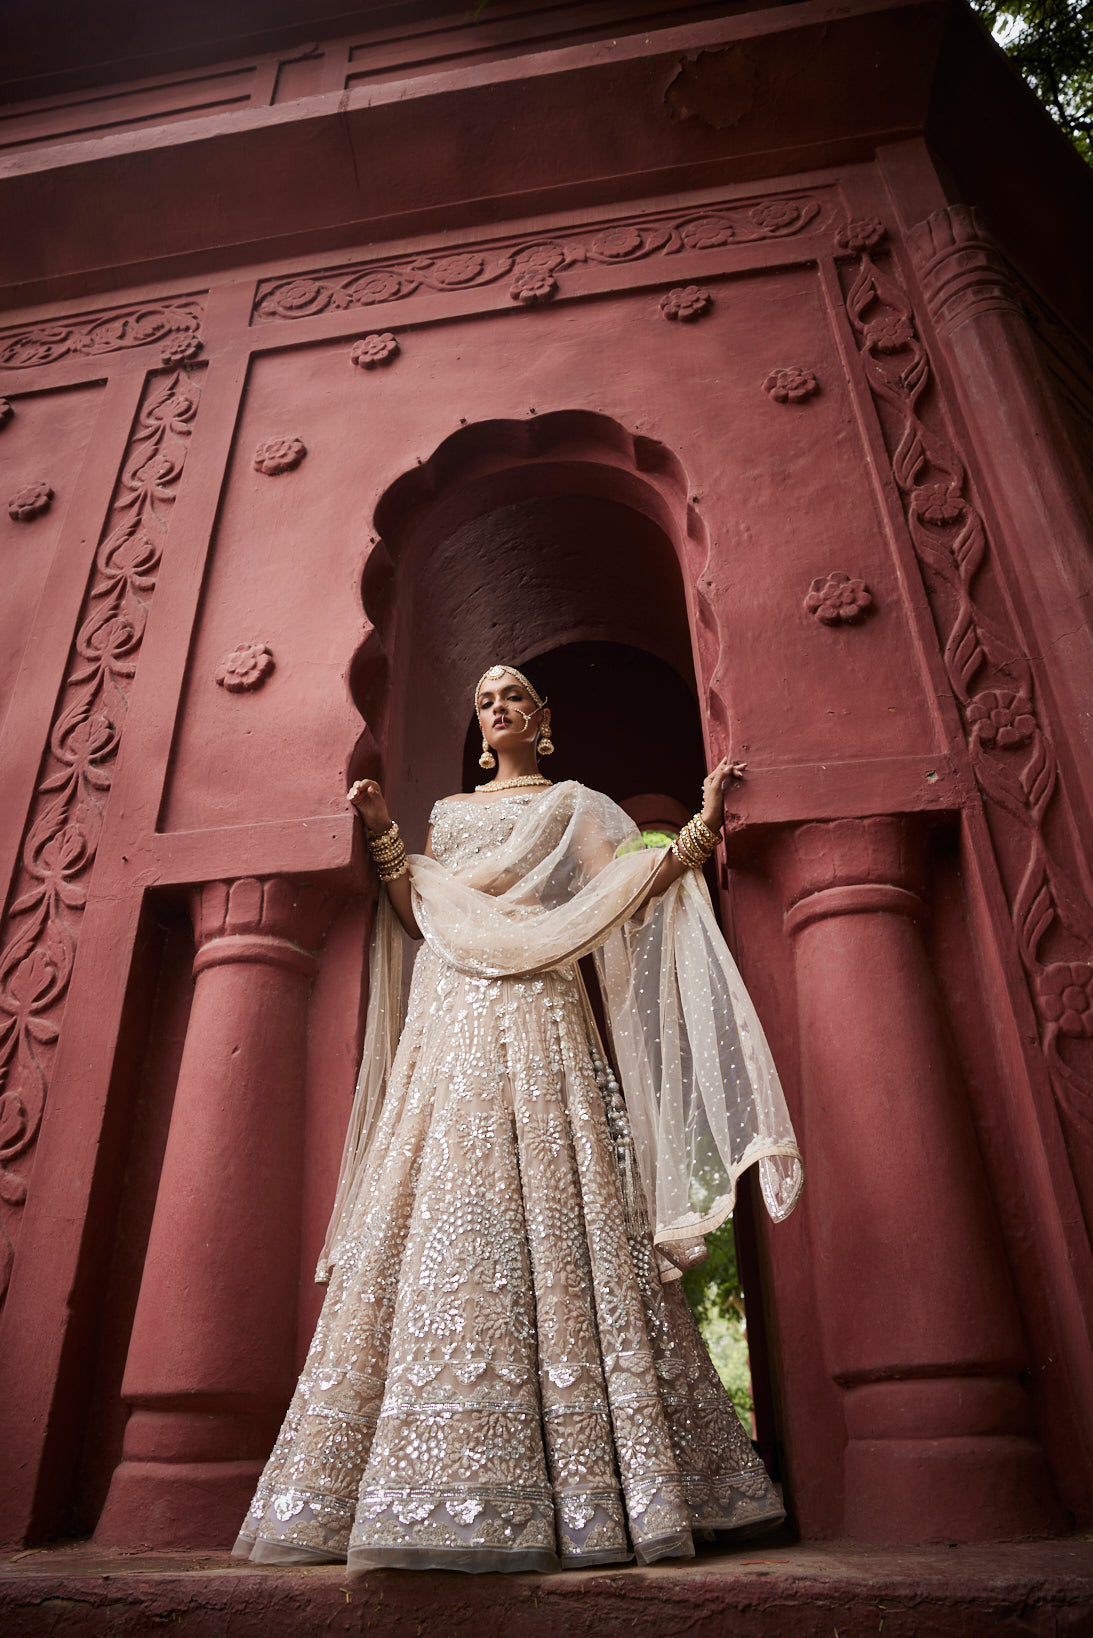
[478,737,497,770]
[537,719,554,757]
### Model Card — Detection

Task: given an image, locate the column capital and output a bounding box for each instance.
[907,205,1024,336]
[190,875,336,965]
[766,814,926,926]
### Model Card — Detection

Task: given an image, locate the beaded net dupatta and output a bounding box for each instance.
[319,782,801,1280]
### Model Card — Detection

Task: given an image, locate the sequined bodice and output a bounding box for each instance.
[428,794,545,872]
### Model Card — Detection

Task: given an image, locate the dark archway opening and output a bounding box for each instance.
[459,639,705,806]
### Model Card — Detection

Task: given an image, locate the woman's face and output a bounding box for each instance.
[477,672,546,753]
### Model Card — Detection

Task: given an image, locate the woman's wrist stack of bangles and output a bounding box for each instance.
[672,813,719,869]
[368,820,409,882]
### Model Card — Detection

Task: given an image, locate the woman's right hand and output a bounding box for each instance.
[347,778,392,834]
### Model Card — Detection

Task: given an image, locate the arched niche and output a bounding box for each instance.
[353,411,714,844]
[348,411,782,1496]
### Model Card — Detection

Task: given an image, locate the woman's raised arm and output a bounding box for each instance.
[347,778,422,939]
[644,755,745,899]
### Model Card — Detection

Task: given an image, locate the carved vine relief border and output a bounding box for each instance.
[0,301,204,371]
[250,191,830,322]
[0,366,201,1303]
[836,220,1093,1133]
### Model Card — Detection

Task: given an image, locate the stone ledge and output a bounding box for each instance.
[2,1538,1093,1637]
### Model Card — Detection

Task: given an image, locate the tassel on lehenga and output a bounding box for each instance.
[591,1044,647,1240]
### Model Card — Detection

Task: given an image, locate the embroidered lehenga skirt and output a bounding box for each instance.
[235,788,794,1572]
[234,951,782,1572]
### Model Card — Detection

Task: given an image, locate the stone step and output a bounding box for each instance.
[2,1538,1093,1637]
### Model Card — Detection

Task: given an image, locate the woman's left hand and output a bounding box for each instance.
[699,756,746,829]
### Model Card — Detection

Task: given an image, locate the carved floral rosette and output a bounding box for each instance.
[215,642,276,692]
[660,286,710,322]
[804,571,873,625]
[350,333,400,368]
[764,367,819,403]
[254,435,306,475]
[8,481,52,522]
[835,213,1093,1134]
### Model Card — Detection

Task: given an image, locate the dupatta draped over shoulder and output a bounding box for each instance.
[320,781,801,1280]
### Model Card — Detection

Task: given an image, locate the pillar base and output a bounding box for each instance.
[94,1459,262,1550]
[843,1436,1069,1544]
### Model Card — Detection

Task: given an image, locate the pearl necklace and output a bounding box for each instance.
[474,774,553,793]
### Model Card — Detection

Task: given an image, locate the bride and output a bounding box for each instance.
[233,663,803,1573]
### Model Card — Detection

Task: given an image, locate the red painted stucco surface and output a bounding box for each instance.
[1,0,1092,1585]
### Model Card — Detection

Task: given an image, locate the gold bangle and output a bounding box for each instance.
[367,819,408,882]
[672,812,719,869]
[372,841,408,880]
[672,838,704,869]
[367,819,399,846]
[367,825,403,856]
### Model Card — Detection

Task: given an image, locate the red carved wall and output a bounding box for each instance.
[1,0,1092,1554]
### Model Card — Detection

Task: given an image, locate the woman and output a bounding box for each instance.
[233,664,802,1573]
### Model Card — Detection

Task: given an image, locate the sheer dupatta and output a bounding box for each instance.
[319,782,801,1281]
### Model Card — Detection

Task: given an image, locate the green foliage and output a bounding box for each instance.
[683,1214,745,1318]
[683,1217,754,1418]
[970,0,1093,162]
[697,1305,754,1420]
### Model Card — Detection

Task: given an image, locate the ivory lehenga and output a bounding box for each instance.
[234,783,802,1572]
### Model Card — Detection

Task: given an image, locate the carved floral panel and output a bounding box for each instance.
[251,192,830,323]
[835,214,1093,1141]
[0,300,204,370]
[0,365,201,1302]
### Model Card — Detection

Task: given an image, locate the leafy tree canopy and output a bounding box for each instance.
[970,0,1093,162]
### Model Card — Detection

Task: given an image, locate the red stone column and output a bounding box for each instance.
[767,816,1064,1543]
[96,876,334,1549]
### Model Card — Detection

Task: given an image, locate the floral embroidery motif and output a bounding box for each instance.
[805,571,874,625]
[214,642,275,693]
